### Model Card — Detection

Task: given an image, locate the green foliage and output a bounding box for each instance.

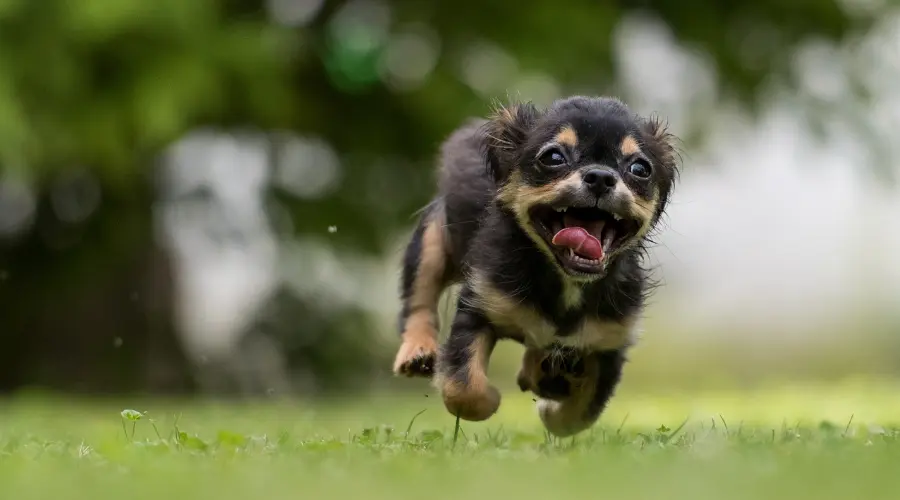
[0,0,873,241]
[119,409,142,421]
[0,0,293,184]
[0,0,881,396]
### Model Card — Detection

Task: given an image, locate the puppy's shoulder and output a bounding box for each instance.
[439,118,488,155]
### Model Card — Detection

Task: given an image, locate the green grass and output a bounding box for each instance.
[3,379,900,500]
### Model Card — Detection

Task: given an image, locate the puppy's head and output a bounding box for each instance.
[482,96,679,281]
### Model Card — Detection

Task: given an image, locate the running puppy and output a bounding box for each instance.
[393,96,679,436]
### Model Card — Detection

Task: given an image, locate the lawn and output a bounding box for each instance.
[2,378,900,500]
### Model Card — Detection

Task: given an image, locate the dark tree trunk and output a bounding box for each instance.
[0,174,195,395]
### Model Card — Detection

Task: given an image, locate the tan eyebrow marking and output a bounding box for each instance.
[620,135,641,156]
[555,126,578,148]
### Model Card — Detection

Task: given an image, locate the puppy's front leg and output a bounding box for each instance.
[435,291,500,421]
[525,348,626,437]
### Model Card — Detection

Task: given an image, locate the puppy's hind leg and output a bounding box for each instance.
[393,202,451,377]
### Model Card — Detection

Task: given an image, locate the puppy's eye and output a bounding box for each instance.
[538,148,567,167]
[628,160,652,179]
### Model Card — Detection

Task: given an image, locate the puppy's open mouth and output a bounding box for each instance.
[530,205,640,275]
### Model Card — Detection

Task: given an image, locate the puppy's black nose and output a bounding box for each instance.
[582,169,617,195]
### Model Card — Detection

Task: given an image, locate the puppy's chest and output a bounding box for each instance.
[472,286,634,351]
[505,311,631,351]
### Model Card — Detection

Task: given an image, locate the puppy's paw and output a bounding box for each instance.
[519,347,600,437]
[517,346,590,400]
[439,376,501,422]
[537,398,595,437]
[393,333,438,377]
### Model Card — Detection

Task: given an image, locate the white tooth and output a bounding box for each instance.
[613,214,622,221]
[561,207,567,212]
[554,207,564,213]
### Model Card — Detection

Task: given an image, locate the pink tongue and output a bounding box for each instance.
[551,227,603,260]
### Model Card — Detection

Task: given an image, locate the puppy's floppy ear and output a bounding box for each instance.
[481,101,540,183]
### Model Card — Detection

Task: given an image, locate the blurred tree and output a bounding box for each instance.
[0,0,875,395]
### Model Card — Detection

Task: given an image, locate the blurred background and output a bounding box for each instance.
[0,0,898,400]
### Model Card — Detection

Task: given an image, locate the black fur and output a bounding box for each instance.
[584,349,627,423]
[395,95,679,435]
[397,212,427,334]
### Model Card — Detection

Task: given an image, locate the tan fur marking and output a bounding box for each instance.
[518,346,609,437]
[501,165,657,259]
[516,346,547,392]
[465,334,493,393]
[607,182,660,248]
[393,212,447,375]
[401,311,436,345]
[468,273,555,347]
[409,217,445,311]
[495,170,522,206]
[469,272,636,351]
[393,311,439,375]
[534,346,632,437]
[562,284,583,310]
[619,135,641,156]
[617,184,659,241]
[576,316,637,351]
[516,345,595,395]
[500,170,583,209]
[437,332,500,421]
[555,126,578,148]
[538,393,595,437]
[496,171,584,282]
[632,196,657,222]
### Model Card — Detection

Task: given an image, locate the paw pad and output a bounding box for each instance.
[393,340,438,377]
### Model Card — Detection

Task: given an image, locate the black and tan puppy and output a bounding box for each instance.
[393,96,679,436]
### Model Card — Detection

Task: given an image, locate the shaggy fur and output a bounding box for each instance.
[393,96,679,436]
